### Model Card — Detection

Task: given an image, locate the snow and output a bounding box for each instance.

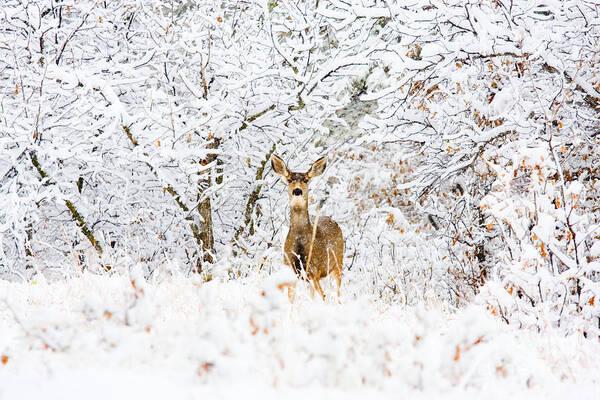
[591,241,600,258]
[0,272,599,399]
[1,0,599,397]
[488,86,516,118]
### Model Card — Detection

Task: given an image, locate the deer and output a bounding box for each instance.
[271,154,344,300]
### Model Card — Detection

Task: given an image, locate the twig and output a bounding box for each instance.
[234,143,277,241]
[349,213,371,271]
[2,299,68,351]
[54,5,94,65]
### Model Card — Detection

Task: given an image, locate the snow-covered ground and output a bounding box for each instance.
[0,270,598,399]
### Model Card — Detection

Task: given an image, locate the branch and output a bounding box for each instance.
[122,125,138,146]
[64,200,103,255]
[30,152,103,255]
[306,55,370,95]
[234,143,277,241]
[54,7,92,65]
[239,104,276,131]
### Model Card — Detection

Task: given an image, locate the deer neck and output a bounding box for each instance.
[289,206,312,239]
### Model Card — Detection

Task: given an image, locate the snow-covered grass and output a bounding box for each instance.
[1,269,599,399]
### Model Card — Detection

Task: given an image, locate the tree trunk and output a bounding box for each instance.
[195,137,220,271]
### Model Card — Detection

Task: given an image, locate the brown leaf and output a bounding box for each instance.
[453,346,460,361]
[249,317,259,335]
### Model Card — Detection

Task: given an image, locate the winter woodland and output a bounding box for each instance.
[1,0,600,397]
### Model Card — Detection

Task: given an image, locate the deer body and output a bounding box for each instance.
[272,155,344,299]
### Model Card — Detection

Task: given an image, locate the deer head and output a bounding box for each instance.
[271,154,326,213]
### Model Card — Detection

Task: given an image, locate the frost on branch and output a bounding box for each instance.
[0,0,599,336]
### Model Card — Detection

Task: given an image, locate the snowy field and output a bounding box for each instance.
[1,270,599,400]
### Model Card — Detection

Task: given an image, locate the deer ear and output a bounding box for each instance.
[271,155,290,179]
[307,156,326,179]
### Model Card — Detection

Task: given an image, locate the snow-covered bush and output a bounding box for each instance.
[308,0,600,327]
[479,131,600,335]
[346,0,600,330]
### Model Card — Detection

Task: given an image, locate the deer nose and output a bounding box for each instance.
[292,188,302,196]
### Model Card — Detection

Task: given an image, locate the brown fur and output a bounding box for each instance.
[272,155,344,300]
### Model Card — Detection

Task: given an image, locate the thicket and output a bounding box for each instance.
[1,0,599,336]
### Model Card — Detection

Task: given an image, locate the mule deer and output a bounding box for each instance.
[271,155,344,300]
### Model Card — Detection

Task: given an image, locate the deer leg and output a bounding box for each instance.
[334,267,342,298]
[312,278,326,301]
[328,249,342,298]
[308,280,316,298]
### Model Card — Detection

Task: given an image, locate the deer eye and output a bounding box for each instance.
[303,179,308,183]
[287,179,292,183]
